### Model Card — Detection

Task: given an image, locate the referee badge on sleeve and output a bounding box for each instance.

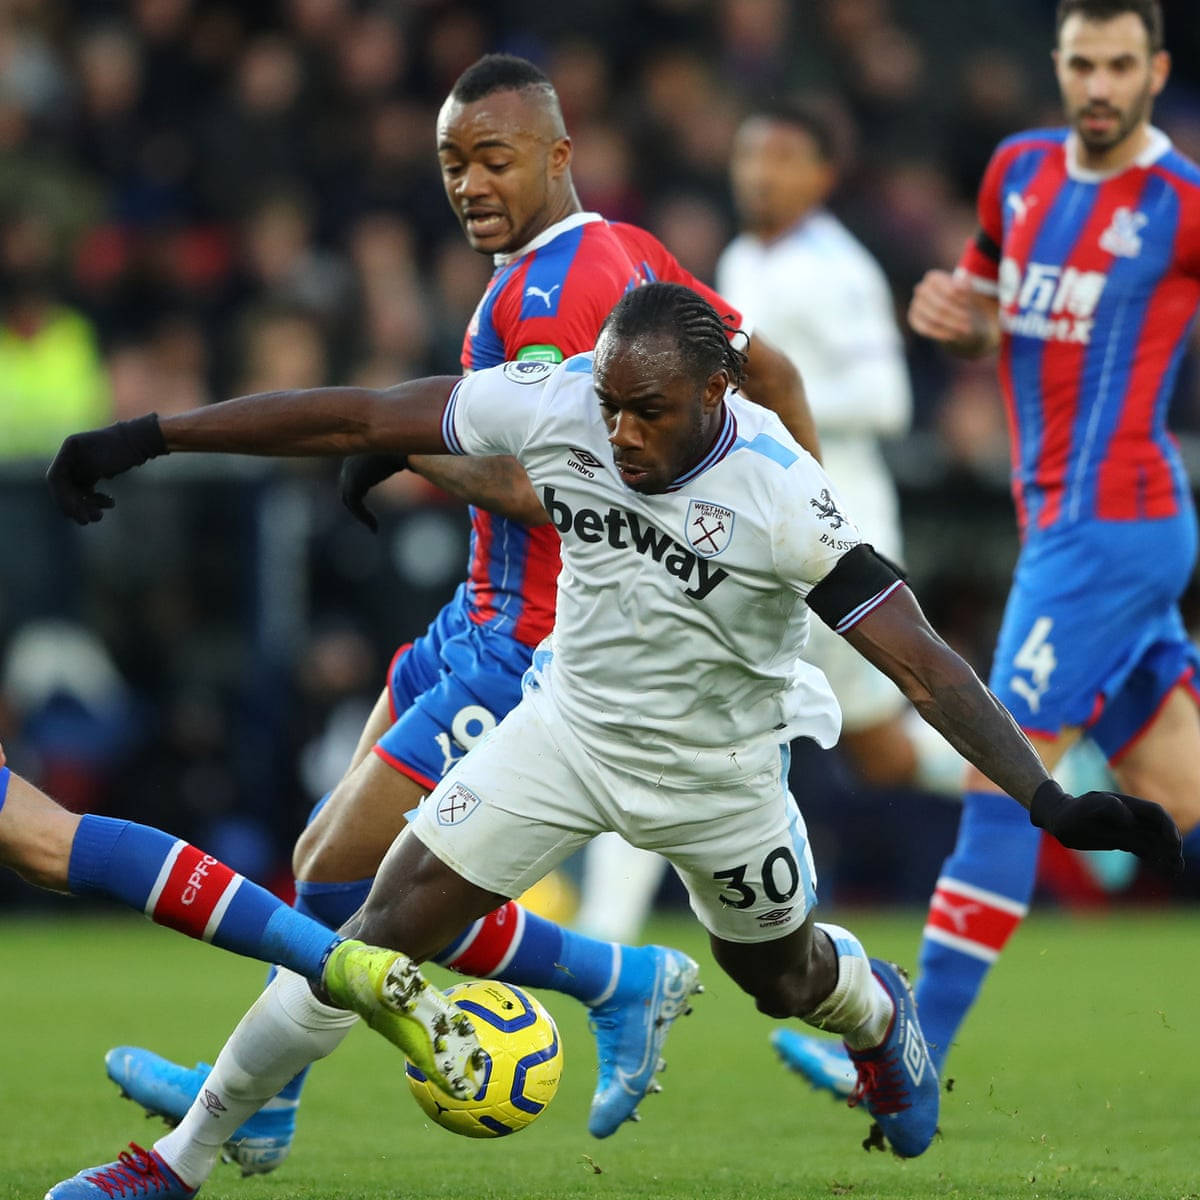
[685,499,734,557]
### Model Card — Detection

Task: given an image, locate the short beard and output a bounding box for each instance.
[1071,78,1152,154]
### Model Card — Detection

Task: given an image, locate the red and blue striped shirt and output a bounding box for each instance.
[457,212,740,645]
[959,127,1200,534]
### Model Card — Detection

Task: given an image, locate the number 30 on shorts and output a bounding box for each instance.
[713,846,800,909]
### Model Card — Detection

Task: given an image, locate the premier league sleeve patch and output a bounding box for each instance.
[435,782,483,826]
[502,359,556,384]
[685,499,734,558]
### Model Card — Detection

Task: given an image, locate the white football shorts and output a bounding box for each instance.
[408,686,818,944]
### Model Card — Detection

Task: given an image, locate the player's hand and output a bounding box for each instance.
[46,415,168,525]
[1030,780,1184,874]
[338,452,409,532]
[907,270,979,344]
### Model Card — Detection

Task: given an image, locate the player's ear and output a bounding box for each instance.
[703,369,728,410]
[548,136,572,178]
[1150,50,1170,96]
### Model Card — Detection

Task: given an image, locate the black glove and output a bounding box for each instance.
[47,414,168,525]
[338,452,408,532]
[1030,779,1183,874]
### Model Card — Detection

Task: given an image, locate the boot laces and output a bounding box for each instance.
[848,1053,909,1116]
[83,1143,183,1197]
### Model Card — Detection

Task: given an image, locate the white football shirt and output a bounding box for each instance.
[443,355,865,786]
[716,210,910,557]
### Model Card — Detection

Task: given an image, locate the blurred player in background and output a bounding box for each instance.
[779,0,1200,1097]
[45,282,1183,1195]
[105,52,819,1173]
[573,100,971,946]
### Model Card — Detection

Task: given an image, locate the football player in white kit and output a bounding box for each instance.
[574,102,963,948]
[47,283,1180,1184]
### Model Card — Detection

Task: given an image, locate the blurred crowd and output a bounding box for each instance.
[3,0,1200,905]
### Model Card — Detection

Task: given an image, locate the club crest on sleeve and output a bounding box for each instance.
[810,488,848,530]
[436,782,482,826]
[502,360,555,384]
[685,499,735,558]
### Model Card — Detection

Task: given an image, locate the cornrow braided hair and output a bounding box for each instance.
[602,282,748,391]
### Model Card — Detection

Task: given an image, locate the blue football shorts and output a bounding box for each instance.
[373,584,535,789]
[989,510,1200,762]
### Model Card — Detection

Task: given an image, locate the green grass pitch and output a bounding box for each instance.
[3,908,1196,1200]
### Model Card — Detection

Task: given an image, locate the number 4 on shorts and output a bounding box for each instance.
[1011,615,1056,713]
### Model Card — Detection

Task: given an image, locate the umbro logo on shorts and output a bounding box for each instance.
[757,906,794,927]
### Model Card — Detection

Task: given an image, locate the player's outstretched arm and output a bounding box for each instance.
[741,331,822,462]
[908,269,1000,358]
[339,451,550,531]
[841,583,1183,873]
[47,377,460,525]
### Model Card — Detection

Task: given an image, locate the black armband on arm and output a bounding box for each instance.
[974,226,1001,265]
[806,543,906,633]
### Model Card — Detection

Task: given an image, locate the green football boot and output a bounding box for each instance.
[323,940,483,1100]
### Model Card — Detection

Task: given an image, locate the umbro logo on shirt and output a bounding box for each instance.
[567,447,606,478]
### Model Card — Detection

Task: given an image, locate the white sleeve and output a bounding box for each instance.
[781,256,912,439]
[770,460,867,593]
[441,360,555,458]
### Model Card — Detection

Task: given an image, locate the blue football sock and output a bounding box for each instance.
[915,790,1040,1074]
[293,876,374,930]
[434,902,620,1005]
[0,765,9,814]
[67,815,341,979]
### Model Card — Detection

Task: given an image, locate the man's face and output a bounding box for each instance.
[593,330,726,494]
[729,116,834,236]
[1054,13,1168,156]
[436,89,571,255]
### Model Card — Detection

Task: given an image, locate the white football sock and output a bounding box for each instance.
[575,832,668,943]
[155,970,358,1185]
[802,923,893,1050]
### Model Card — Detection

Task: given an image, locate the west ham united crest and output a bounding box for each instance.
[435,782,482,826]
[685,499,734,558]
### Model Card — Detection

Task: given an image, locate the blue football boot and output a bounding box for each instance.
[771,1028,857,1098]
[587,945,701,1138]
[45,1143,197,1199]
[105,1047,296,1176]
[845,960,939,1158]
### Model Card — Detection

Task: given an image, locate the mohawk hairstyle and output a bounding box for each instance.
[602,282,748,392]
[450,54,558,105]
[1055,0,1163,53]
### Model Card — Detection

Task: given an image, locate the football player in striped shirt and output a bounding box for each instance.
[775,0,1200,1099]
